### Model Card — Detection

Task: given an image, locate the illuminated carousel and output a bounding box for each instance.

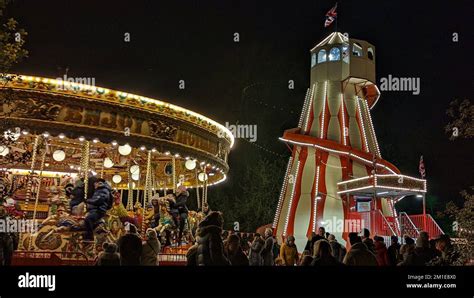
[0,74,233,265]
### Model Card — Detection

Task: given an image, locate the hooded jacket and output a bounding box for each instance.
[86,182,112,213]
[97,243,120,266]
[141,232,161,266]
[195,212,229,266]
[343,242,378,266]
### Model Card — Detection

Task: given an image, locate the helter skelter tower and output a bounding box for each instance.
[273,32,433,249]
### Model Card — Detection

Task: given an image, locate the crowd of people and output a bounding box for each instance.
[0,174,463,267]
[183,219,460,266]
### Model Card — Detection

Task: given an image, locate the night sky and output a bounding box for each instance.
[8,0,473,221]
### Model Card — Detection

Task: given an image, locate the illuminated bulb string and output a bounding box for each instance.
[273,156,294,228]
[363,100,381,157]
[340,93,347,146]
[304,84,316,132]
[283,160,300,236]
[320,81,328,138]
[298,88,311,128]
[312,165,321,232]
[356,97,369,153]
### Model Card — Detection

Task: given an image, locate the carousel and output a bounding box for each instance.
[0,74,233,265]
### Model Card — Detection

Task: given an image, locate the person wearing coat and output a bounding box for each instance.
[373,236,390,266]
[117,223,143,266]
[194,211,230,266]
[311,239,343,266]
[225,234,249,266]
[279,235,299,266]
[327,234,346,263]
[403,232,439,266]
[249,233,265,266]
[343,233,378,266]
[83,177,111,240]
[260,228,274,266]
[96,242,120,266]
[141,228,161,266]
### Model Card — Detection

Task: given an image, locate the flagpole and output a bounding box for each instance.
[335,2,338,33]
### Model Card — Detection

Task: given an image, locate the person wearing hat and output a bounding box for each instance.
[117,223,143,265]
[279,235,299,266]
[141,228,161,266]
[83,177,112,241]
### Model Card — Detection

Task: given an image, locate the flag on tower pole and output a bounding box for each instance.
[419,155,426,178]
[324,3,338,28]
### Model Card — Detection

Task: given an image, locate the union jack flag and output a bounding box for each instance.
[324,3,338,28]
[419,155,426,178]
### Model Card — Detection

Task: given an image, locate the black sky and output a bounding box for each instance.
[8,0,473,215]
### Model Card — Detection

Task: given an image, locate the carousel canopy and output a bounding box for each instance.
[0,74,233,189]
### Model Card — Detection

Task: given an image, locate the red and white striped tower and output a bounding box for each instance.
[273,32,401,250]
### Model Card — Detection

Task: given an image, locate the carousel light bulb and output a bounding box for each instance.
[185,156,190,160]
[174,153,180,158]
[185,159,197,170]
[22,130,29,135]
[78,136,85,142]
[103,157,114,168]
[69,165,74,169]
[200,161,205,166]
[58,133,65,139]
[140,146,146,151]
[151,148,157,152]
[42,131,50,138]
[198,172,208,182]
[112,174,122,183]
[130,165,140,174]
[52,149,66,162]
[118,144,132,156]
[111,140,118,146]
[92,138,99,143]
[0,146,9,156]
[165,151,170,155]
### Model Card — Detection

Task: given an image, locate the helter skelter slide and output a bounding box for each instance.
[272,32,444,250]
